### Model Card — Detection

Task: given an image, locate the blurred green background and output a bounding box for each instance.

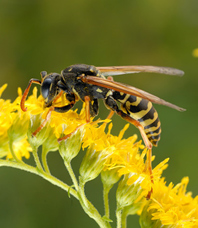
[0,0,198,227]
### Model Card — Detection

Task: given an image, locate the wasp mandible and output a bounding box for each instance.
[20,64,185,194]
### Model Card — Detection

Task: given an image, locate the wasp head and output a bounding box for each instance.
[40,71,62,108]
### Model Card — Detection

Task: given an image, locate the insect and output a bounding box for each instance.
[20,64,185,197]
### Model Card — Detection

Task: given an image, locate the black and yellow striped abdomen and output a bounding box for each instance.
[112,91,161,146]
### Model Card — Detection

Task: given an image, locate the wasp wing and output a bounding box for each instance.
[82,76,185,112]
[96,66,184,77]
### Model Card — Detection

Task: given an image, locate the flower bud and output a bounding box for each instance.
[8,111,29,142]
[79,146,108,184]
[101,168,121,189]
[140,203,162,228]
[42,126,59,153]
[59,128,83,163]
[116,174,146,213]
[27,114,50,149]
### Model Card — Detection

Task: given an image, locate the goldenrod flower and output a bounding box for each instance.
[7,138,32,160]
[1,83,197,228]
[0,84,31,160]
[0,84,13,135]
[140,177,198,228]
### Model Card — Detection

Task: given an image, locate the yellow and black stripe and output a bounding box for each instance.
[113,91,161,146]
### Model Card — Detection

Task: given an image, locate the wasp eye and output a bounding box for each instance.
[41,78,52,98]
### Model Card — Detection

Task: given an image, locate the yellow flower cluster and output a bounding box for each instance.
[140,177,198,227]
[1,84,198,227]
[0,84,31,160]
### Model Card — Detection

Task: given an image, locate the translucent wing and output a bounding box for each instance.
[81,75,185,112]
[96,65,184,76]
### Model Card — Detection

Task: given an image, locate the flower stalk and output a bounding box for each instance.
[41,146,50,173]
[103,184,111,220]
[78,176,112,228]
[0,158,78,199]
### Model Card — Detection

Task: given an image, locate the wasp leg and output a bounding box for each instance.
[32,93,76,136]
[84,96,99,120]
[54,102,75,113]
[54,93,76,113]
[32,102,76,136]
[59,96,98,142]
[88,99,99,118]
[21,79,41,111]
[84,96,91,123]
[107,76,114,81]
[58,123,84,143]
[52,90,63,103]
[106,76,115,120]
[106,110,115,119]
[104,96,152,148]
[146,148,154,199]
[104,96,153,198]
[32,106,54,137]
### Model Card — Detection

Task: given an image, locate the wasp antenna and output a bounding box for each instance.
[20,78,41,111]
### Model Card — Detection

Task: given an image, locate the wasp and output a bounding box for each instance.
[20,64,185,196]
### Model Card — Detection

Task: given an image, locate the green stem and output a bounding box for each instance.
[103,184,111,219]
[78,177,111,228]
[32,146,43,171]
[42,147,50,173]
[116,208,122,228]
[64,160,79,191]
[0,159,78,199]
[121,210,127,228]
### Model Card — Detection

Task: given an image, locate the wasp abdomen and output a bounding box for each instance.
[113,91,161,146]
